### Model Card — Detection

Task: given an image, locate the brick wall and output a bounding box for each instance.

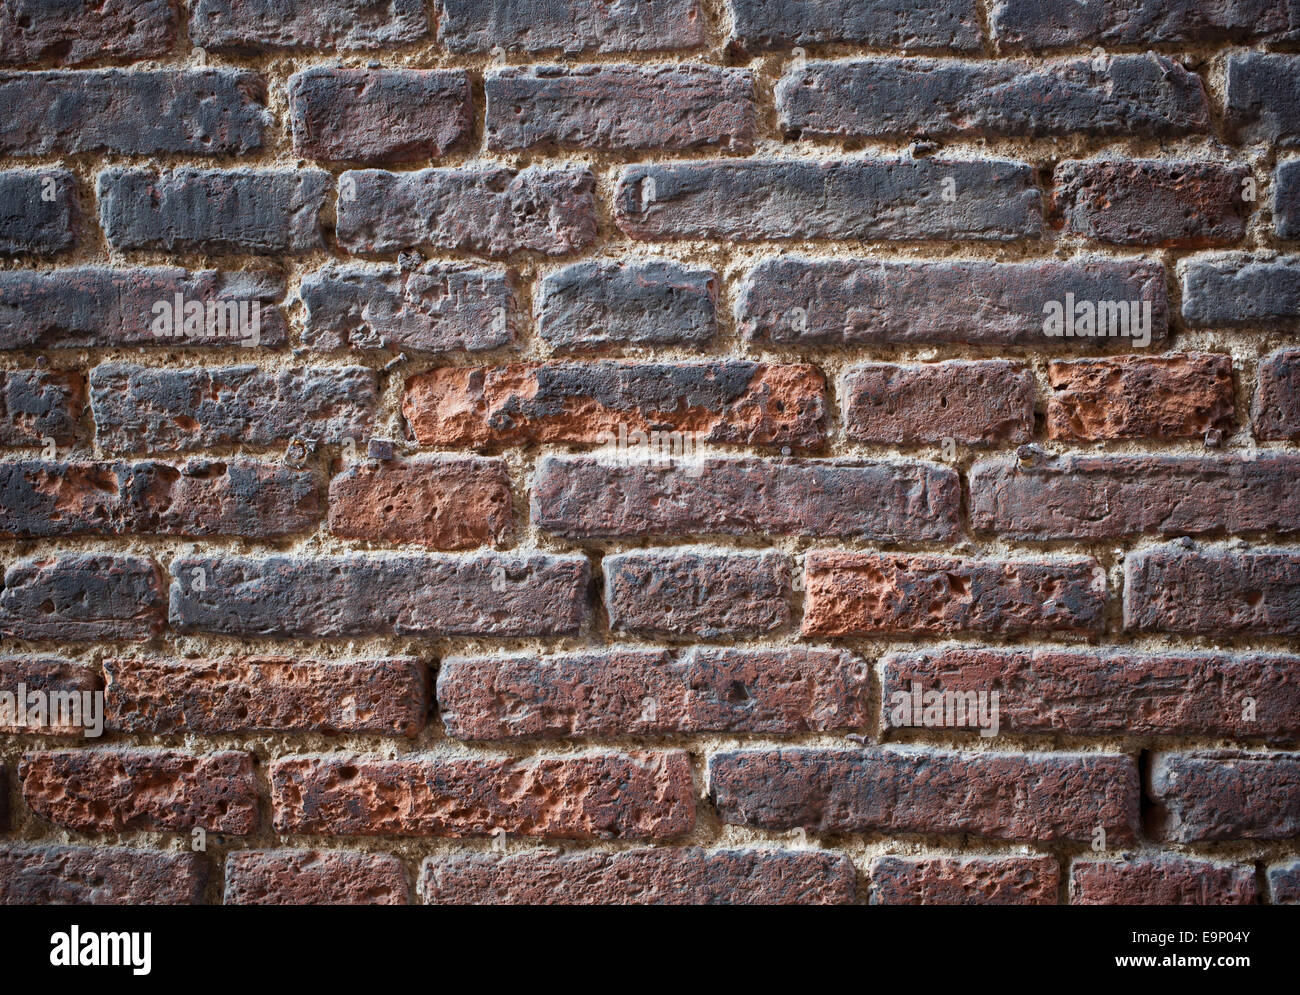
[0,0,1297,905]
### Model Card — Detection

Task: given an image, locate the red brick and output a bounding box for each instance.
[1070,856,1258,905]
[1254,348,1300,440]
[271,751,694,839]
[0,370,84,445]
[869,855,1059,905]
[0,844,206,905]
[0,0,177,66]
[0,657,103,736]
[224,850,409,905]
[0,554,165,642]
[1149,751,1300,842]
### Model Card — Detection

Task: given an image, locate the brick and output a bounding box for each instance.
[616,159,1043,243]
[537,259,716,351]
[271,751,694,839]
[21,748,258,834]
[438,0,705,54]
[803,552,1104,638]
[0,268,289,350]
[1226,53,1300,146]
[842,361,1035,446]
[0,554,165,641]
[1052,161,1250,248]
[0,458,319,539]
[1149,751,1300,842]
[301,263,516,354]
[1124,545,1300,636]
[881,648,1300,741]
[1046,354,1235,441]
[1255,348,1300,440]
[289,68,471,164]
[737,257,1168,348]
[729,0,981,51]
[973,454,1300,540]
[711,748,1138,843]
[225,850,409,905]
[779,56,1210,141]
[869,855,1059,906]
[0,845,206,905]
[438,646,868,739]
[486,65,755,152]
[606,548,790,638]
[105,657,429,737]
[98,168,330,255]
[327,456,512,548]
[89,364,376,454]
[532,456,961,541]
[337,166,597,257]
[191,0,428,50]
[169,553,589,638]
[0,370,84,445]
[0,69,269,156]
[0,170,77,255]
[1181,254,1300,328]
[1269,859,1300,903]
[422,849,856,905]
[0,657,103,736]
[0,0,177,66]
[402,361,827,449]
[993,0,1300,49]
[1070,856,1258,906]
[0,764,7,830]
[1277,161,1300,240]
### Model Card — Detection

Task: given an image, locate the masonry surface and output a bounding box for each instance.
[0,0,1297,906]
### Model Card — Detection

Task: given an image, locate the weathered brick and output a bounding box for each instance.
[289,68,471,164]
[737,257,1168,348]
[169,553,589,638]
[105,657,429,737]
[191,0,428,50]
[1124,545,1300,636]
[0,554,165,641]
[438,646,868,739]
[0,70,269,156]
[0,268,289,350]
[615,159,1043,243]
[729,0,981,51]
[438,0,705,53]
[337,166,597,257]
[225,850,409,905]
[301,263,516,354]
[992,0,1300,49]
[1149,751,1300,842]
[1046,354,1234,441]
[778,57,1210,140]
[402,361,827,450]
[89,364,377,454]
[972,454,1300,540]
[21,748,258,834]
[98,168,330,255]
[711,748,1138,843]
[532,456,961,541]
[0,169,77,255]
[881,648,1300,741]
[327,456,512,548]
[869,855,1059,906]
[803,552,1104,638]
[842,361,1035,446]
[0,459,319,538]
[486,65,755,152]
[537,259,716,351]
[605,548,790,638]
[0,0,177,66]
[1255,348,1300,440]
[1277,161,1300,240]
[0,370,84,445]
[0,657,103,736]
[1070,856,1258,906]
[1052,161,1250,248]
[0,764,7,830]
[271,751,694,839]
[422,848,856,905]
[1269,858,1300,904]
[0,845,206,905]
[1226,53,1300,146]
[1181,254,1300,328]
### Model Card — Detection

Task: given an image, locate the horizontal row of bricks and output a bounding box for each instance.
[1,844,1296,905]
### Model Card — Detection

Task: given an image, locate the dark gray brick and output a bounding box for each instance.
[1181,254,1300,328]
[729,0,981,51]
[0,170,77,255]
[191,0,428,50]
[438,0,705,53]
[1226,53,1300,146]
